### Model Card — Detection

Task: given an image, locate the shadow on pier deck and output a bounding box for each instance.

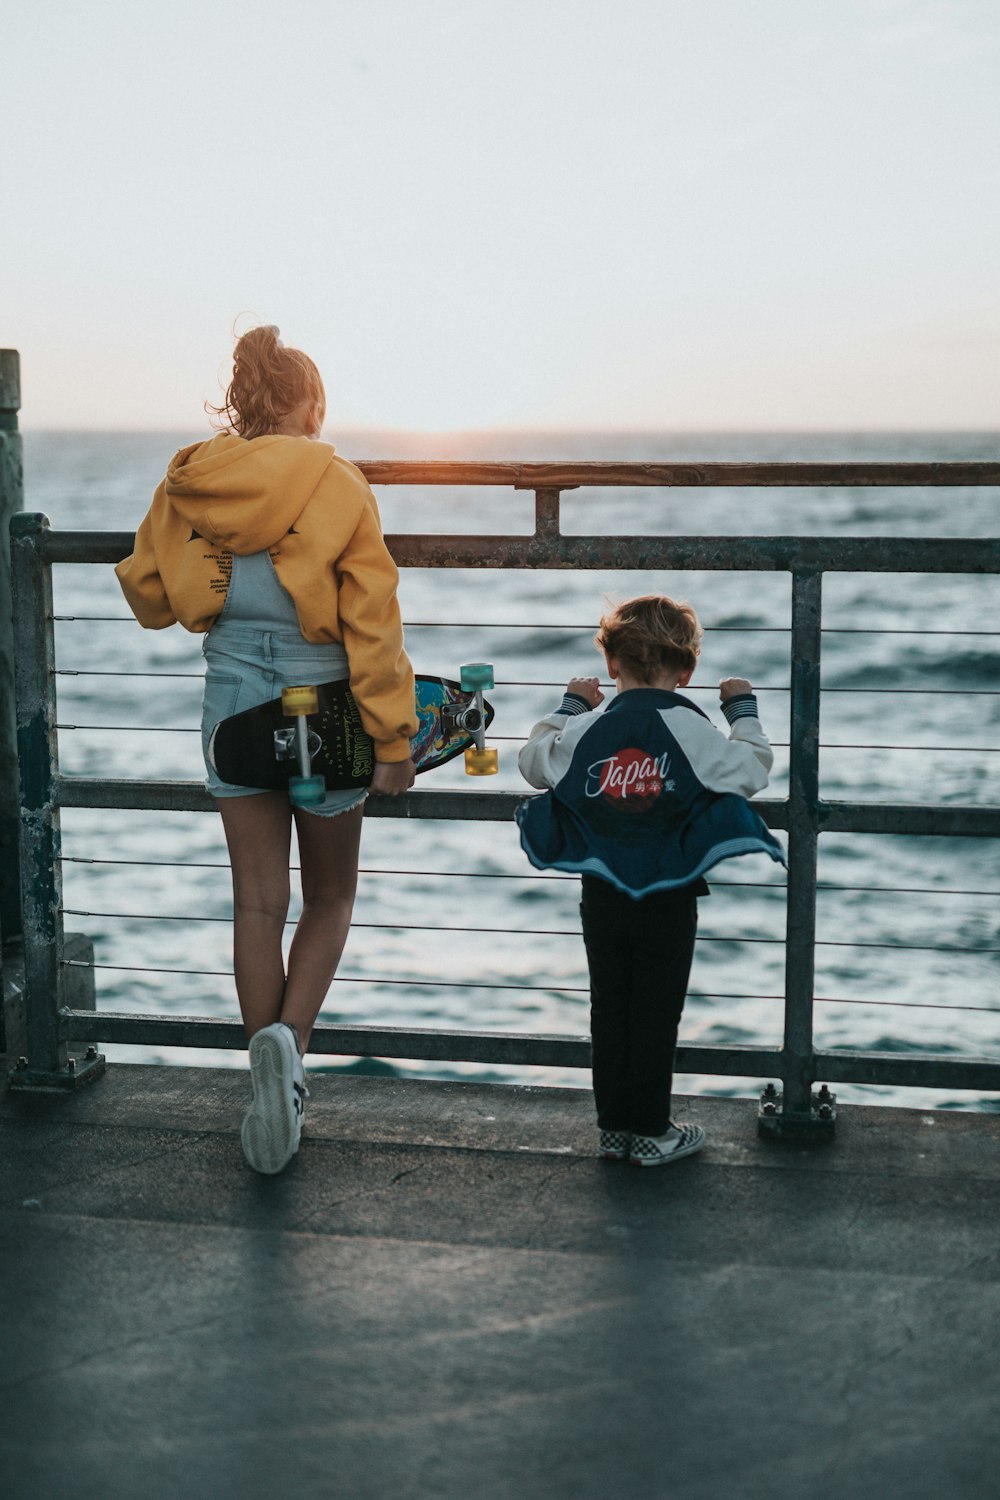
[2,1067,999,1499]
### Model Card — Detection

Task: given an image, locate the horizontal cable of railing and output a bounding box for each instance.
[57,970,1000,1016]
[49,670,1000,701]
[50,729,1000,754]
[58,857,1000,899]
[60,968,1000,1012]
[51,613,1000,638]
[59,907,1000,957]
[57,946,1000,1019]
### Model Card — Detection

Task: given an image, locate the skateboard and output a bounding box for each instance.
[208,664,498,806]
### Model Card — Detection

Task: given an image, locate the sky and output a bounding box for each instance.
[2,0,999,432]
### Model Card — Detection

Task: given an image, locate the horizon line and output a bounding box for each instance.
[19,423,1000,438]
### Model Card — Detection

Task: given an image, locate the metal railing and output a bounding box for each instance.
[9,459,1000,1135]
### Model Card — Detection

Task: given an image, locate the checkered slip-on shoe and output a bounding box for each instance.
[241,1023,308,1175]
[629,1122,705,1168]
[599,1129,631,1160]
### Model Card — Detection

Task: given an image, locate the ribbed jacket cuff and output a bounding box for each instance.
[722,693,759,723]
[558,692,593,716]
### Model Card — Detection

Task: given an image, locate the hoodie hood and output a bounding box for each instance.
[164,431,337,554]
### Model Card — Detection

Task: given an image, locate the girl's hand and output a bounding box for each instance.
[371,758,416,795]
[719,677,753,701]
[567,676,604,708]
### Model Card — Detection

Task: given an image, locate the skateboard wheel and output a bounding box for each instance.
[460,662,494,692]
[464,745,499,776]
[282,685,319,716]
[289,774,326,807]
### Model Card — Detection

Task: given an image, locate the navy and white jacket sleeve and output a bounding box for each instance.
[517,692,596,789]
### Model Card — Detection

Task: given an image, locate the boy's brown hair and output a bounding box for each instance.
[595,593,702,681]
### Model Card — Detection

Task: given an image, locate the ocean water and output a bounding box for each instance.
[20,428,1000,1110]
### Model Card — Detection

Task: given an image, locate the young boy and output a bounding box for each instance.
[516,594,785,1167]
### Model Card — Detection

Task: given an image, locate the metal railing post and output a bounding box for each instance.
[760,568,834,1137]
[9,512,103,1087]
[1,352,24,970]
[533,487,562,538]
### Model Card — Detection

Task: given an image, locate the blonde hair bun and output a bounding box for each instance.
[208,324,325,440]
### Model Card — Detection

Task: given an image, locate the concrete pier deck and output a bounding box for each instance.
[2,1064,999,1499]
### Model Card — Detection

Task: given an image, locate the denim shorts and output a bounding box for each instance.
[201,623,367,817]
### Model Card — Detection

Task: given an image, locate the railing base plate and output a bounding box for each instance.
[8,1051,106,1092]
[757,1085,837,1140]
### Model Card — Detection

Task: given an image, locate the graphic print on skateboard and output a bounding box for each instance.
[208,668,497,804]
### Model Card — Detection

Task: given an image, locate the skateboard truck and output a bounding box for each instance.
[457,662,498,775]
[279,685,327,807]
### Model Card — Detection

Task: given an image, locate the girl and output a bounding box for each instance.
[116,325,417,1175]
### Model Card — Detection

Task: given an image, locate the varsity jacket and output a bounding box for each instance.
[115,431,416,762]
[516,688,785,898]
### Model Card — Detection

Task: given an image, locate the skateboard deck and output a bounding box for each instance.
[208,675,495,792]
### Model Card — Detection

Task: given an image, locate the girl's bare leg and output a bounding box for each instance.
[281,803,364,1055]
[217,793,293,1039]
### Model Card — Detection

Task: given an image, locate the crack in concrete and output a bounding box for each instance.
[289,1162,424,1231]
[0,1128,217,1212]
[818,1300,918,1480]
[0,1303,239,1395]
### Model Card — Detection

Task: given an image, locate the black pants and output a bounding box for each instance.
[581,874,700,1137]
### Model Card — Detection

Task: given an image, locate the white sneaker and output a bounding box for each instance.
[241,1023,307,1174]
[629,1122,705,1167]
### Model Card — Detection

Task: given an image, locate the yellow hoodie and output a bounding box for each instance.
[115,432,416,762]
